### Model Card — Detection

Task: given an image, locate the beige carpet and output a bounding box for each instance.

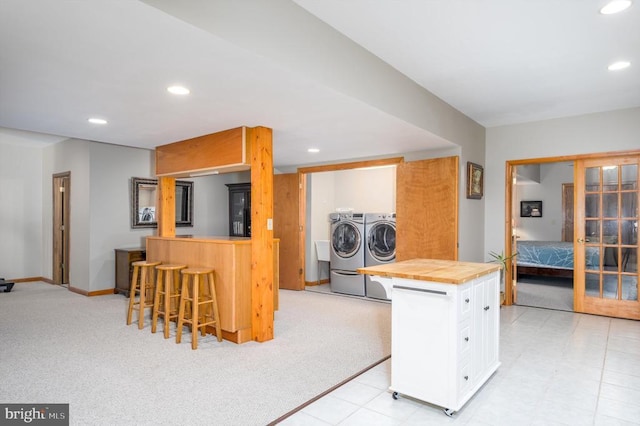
[0,282,390,425]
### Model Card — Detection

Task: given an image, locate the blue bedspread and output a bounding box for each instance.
[517,241,599,269]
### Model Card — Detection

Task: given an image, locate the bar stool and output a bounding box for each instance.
[176,267,222,350]
[151,264,187,338]
[126,260,161,329]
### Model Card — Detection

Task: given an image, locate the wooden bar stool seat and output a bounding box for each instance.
[126,260,161,329]
[176,267,222,350]
[152,264,187,338]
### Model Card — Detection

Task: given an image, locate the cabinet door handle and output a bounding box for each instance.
[464,375,469,381]
[464,337,469,342]
[484,305,490,311]
[394,285,447,296]
[465,298,470,303]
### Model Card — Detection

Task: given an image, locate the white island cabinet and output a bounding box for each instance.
[357,259,501,416]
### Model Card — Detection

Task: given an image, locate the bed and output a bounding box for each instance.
[516,240,599,279]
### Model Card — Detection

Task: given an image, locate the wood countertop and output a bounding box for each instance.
[147,236,279,244]
[357,259,501,284]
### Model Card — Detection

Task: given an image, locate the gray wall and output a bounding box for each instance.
[192,170,252,237]
[485,107,640,260]
[0,143,43,279]
[87,142,156,291]
[1,136,246,292]
[41,139,155,292]
[515,162,573,242]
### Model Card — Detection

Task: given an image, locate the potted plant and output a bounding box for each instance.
[488,250,517,304]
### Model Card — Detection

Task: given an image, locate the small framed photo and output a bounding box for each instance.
[520,200,543,217]
[466,162,484,199]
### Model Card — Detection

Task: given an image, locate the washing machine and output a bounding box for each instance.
[364,212,396,300]
[329,212,365,296]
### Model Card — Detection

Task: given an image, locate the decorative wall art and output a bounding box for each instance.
[130,177,194,228]
[466,162,484,199]
[520,200,543,217]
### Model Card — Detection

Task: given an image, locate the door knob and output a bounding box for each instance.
[577,238,584,243]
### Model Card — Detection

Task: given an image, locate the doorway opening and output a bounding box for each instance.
[53,172,70,287]
[295,155,458,298]
[298,157,403,298]
[505,150,640,320]
[512,162,575,312]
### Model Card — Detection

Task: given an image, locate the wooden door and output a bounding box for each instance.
[574,155,639,320]
[562,183,574,242]
[53,172,70,285]
[274,173,304,290]
[396,156,459,261]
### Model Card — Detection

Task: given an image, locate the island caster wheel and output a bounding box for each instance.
[443,408,454,417]
[392,392,399,400]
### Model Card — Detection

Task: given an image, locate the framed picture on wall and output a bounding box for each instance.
[520,200,543,217]
[466,162,484,199]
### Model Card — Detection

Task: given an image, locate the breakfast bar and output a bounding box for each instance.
[146,236,279,344]
[358,259,501,416]
[149,125,276,343]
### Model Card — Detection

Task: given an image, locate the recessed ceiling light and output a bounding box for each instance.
[307,148,320,153]
[600,0,632,14]
[608,61,631,71]
[88,118,107,125]
[167,85,190,95]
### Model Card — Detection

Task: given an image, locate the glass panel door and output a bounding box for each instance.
[575,156,639,320]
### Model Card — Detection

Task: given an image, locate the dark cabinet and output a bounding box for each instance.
[226,183,251,237]
[114,248,146,296]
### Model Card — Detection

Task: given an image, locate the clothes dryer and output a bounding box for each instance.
[364,213,396,300]
[329,212,365,296]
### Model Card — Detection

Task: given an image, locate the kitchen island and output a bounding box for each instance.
[358,259,501,416]
[146,236,279,344]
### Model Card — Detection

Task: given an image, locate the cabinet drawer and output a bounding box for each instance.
[129,251,145,262]
[458,361,473,396]
[459,286,472,322]
[459,322,472,359]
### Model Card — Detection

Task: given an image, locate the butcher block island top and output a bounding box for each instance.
[357,259,501,284]
[159,235,253,243]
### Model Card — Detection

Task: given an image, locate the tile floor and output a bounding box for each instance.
[278,305,640,426]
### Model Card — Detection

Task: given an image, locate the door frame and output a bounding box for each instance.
[52,171,70,285]
[297,157,404,288]
[504,149,640,307]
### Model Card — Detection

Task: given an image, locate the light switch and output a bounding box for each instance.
[267,218,273,230]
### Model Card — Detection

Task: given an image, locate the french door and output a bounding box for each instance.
[574,156,639,320]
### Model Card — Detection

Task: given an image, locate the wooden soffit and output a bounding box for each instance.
[155,126,251,177]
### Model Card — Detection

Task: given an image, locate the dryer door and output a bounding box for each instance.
[368,222,396,262]
[332,221,362,259]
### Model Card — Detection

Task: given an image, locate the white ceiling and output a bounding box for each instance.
[1,1,638,168]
